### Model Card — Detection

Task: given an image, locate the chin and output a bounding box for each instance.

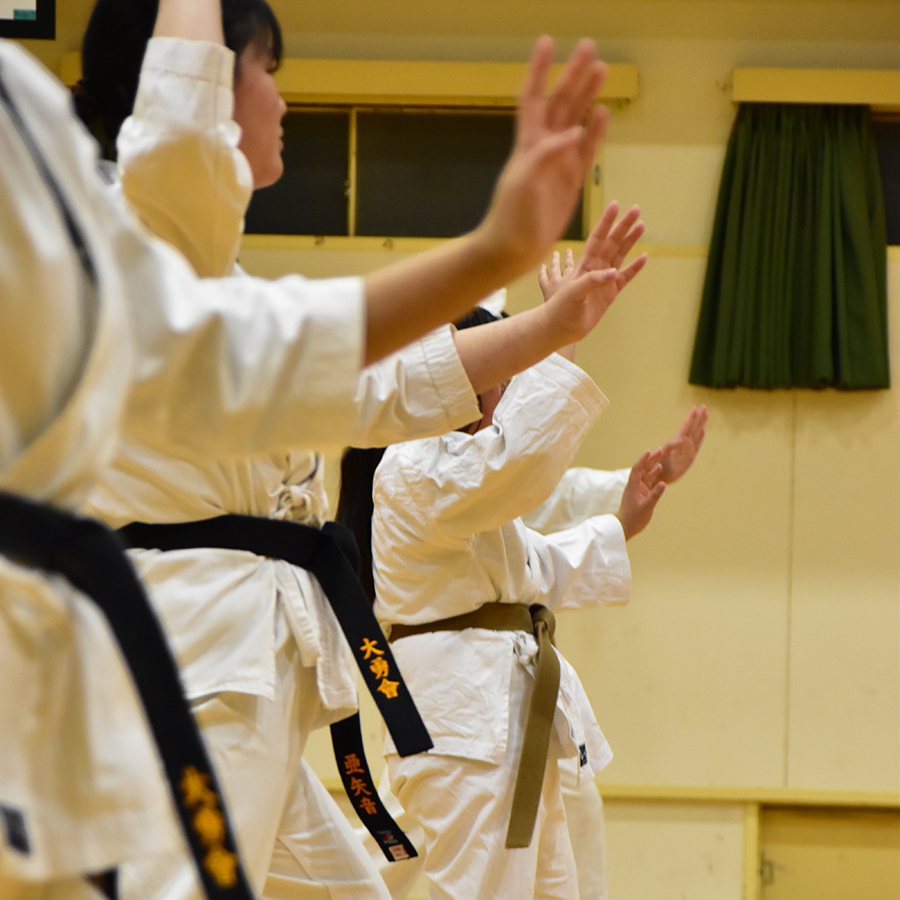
[255,164,284,191]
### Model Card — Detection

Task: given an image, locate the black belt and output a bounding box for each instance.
[119,515,425,862]
[0,492,256,900]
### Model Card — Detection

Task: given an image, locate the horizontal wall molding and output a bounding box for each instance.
[274,59,638,107]
[594,782,900,809]
[241,237,900,256]
[320,776,899,809]
[732,67,900,108]
[59,51,638,106]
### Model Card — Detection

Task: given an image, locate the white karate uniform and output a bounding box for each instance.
[83,35,482,900]
[360,465,630,900]
[372,354,631,900]
[0,38,467,898]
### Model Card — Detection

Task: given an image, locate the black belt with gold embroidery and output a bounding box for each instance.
[119,514,428,862]
[0,492,256,900]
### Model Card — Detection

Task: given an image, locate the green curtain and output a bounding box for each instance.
[690,103,889,390]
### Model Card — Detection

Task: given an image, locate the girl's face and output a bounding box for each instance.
[233,42,287,189]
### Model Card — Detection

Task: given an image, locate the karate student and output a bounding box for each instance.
[334,234,650,899]
[71,2,639,898]
[0,24,621,900]
[352,402,707,900]
[343,268,706,900]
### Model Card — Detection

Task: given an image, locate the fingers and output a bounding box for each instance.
[608,211,645,268]
[632,448,663,484]
[645,480,666,510]
[518,35,556,120]
[538,264,551,299]
[577,201,644,275]
[546,39,605,132]
[550,250,562,280]
[585,200,621,247]
[678,405,709,446]
[615,252,648,291]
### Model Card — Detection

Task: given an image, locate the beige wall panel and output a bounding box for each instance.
[515,254,794,786]
[760,805,900,900]
[235,0,900,799]
[602,143,726,244]
[603,799,746,900]
[786,258,900,793]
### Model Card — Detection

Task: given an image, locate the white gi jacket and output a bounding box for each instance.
[86,36,480,715]
[373,354,630,780]
[0,39,465,882]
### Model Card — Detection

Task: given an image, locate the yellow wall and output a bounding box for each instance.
[12,1,898,896]
[236,3,900,896]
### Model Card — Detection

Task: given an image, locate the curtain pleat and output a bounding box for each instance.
[690,103,889,390]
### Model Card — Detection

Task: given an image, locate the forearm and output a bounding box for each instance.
[153,0,224,43]
[362,228,535,366]
[451,304,569,395]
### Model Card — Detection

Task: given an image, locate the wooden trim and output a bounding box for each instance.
[317,775,900,809]
[742,803,761,900]
[58,51,638,106]
[240,235,712,258]
[594,782,900,809]
[732,67,900,108]
[275,59,639,107]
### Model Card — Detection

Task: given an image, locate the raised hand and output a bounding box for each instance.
[539,248,576,301]
[575,200,646,279]
[478,37,609,270]
[616,448,666,540]
[537,201,648,349]
[656,405,708,484]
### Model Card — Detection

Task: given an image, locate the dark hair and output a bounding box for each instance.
[335,306,501,604]
[75,0,282,158]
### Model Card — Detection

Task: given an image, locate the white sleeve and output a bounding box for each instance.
[349,326,480,447]
[379,354,608,539]
[527,515,630,611]
[122,237,367,457]
[522,467,630,534]
[117,37,251,278]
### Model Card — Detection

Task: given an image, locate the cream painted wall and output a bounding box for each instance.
[237,0,900,811]
[10,1,897,895]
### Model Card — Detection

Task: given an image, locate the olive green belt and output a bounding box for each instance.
[390,602,560,849]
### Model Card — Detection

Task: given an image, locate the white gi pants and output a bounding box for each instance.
[385,662,579,900]
[366,757,609,900]
[118,609,391,900]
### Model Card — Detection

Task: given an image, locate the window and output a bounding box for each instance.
[245,106,584,240]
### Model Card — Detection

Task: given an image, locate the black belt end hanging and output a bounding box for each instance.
[330,713,418,863]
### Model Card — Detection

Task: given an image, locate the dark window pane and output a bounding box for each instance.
[356,110,582,239]
[356,111,513,238]
[245,110,349,235]
[872,119,900,246]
